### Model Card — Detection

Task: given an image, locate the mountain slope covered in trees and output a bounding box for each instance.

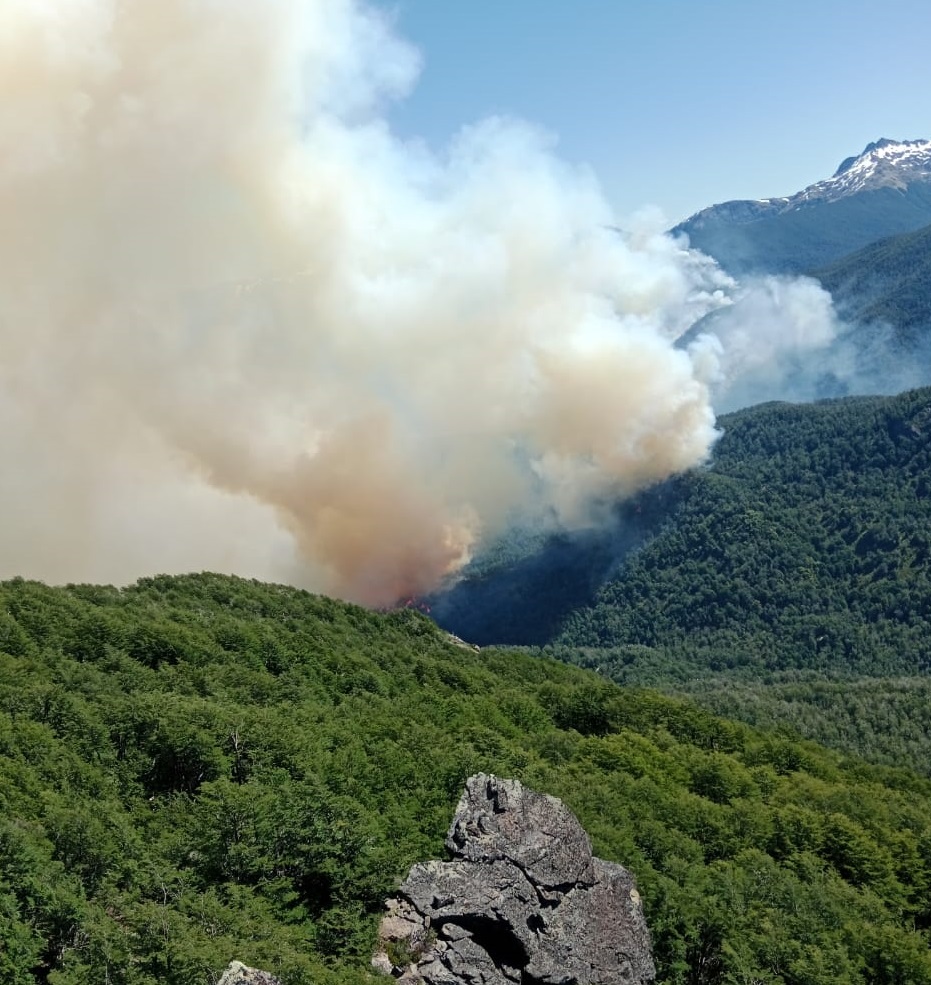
[813,222,931,345]
[5,573,931,984]
[432,387,931,773]
[676,183,931,274]
[558,387,931,673]
[544,387,931,772]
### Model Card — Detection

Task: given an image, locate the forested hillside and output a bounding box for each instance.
[433,387,931,773]
[558,387,931,669]
[560,388,931,669]
[543,387,931,773]
[814,222,931,345]
[673,183,931,274]
[6,573,931,984]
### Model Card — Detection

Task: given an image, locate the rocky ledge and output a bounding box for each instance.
[373,773,655,985]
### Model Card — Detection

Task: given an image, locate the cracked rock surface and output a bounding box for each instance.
[373,774,655,985]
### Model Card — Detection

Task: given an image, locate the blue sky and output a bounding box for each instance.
[374,0,931,224]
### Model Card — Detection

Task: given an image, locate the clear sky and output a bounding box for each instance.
[373,0,931,224]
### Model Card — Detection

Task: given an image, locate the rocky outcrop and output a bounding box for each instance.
[373,773,655,985]
[217,961,281,985]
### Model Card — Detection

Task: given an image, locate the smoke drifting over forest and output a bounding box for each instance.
[0,0,842,604]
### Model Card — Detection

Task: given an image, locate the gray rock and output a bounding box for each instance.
[373,773,655,985]
[217,961,281,985]
[446,774,595,889]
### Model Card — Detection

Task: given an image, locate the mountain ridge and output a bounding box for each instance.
[691,138,931,223]
[673,138,931,273]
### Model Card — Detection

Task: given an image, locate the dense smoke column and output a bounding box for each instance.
[0,0,837,604]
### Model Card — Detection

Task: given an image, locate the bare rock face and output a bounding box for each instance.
[373,774,655,985]
[217,961,281,985]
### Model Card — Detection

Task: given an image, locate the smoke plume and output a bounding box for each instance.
[687,275,843,411]
[0,0,840,605]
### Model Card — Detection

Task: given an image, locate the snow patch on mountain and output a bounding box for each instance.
[787,138,931,204]
[685,139,931,226]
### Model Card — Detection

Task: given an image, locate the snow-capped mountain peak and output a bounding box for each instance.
[833,138,931,177]
[796,138,931,202]
[682,138,931,224]
[673,138,931,274]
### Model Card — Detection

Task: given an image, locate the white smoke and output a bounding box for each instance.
[0,0,845,605]
[687,276,843,409]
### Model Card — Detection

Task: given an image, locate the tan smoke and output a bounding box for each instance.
[0,0,731,605]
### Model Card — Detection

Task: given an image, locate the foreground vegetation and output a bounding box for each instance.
[4,573,931,984]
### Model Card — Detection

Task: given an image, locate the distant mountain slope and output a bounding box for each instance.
[436,388,931,668]
[557,387,931,674]
[673,139,931,273]
[812,221,931,344]
[432,388,931,775]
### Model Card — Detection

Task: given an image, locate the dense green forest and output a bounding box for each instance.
[814,222,931,345]
[5,573,931,984]
[550,650,931,780]
[549,387,931,773]
[434,387,931,774]
[559,388,931,670]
